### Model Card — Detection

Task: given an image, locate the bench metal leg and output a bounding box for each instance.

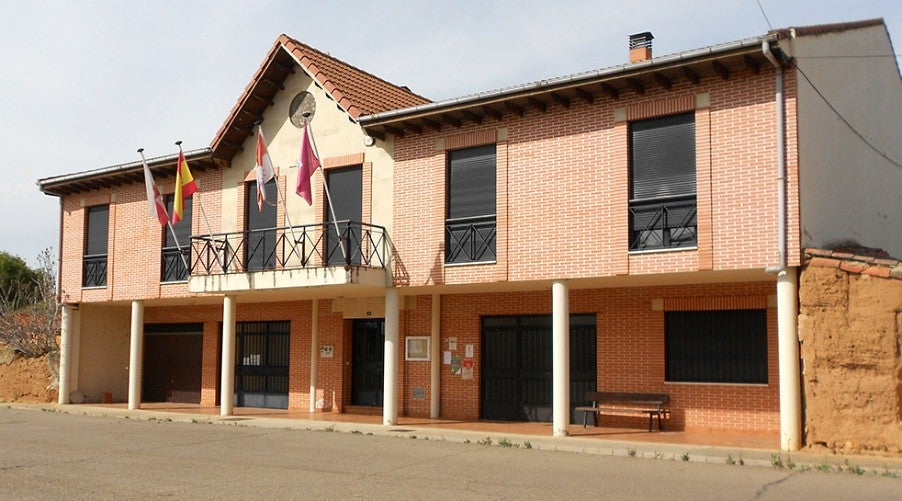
[648,413,653,432]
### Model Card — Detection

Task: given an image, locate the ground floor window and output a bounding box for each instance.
[665,309,767,384]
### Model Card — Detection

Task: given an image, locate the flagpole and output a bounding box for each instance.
[176,141,225,271]
[139,148,190,272]
[257,124,302,255]
[305,118,348,263]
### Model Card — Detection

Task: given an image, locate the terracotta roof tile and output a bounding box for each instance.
[804,247,902,281]
[279,35,429,118]
[769,18,884,39]
[210,35,430,162]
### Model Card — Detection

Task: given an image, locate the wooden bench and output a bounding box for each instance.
[575,391,669,431]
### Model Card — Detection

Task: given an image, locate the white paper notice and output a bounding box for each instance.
[443,351,452,365]
[465,344,474,358]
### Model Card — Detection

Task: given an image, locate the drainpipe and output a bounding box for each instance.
[763,40,787,273]
[763,40,802,451]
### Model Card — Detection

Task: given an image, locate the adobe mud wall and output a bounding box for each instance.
[798,250,902,455]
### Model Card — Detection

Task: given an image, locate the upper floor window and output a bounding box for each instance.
[665,309,768,384]
[446,145,496,264]
[83,204,109,287]
[245,179,277,272]
[162,195,192,282]
[325,166,363,266]
[629,112,697,250]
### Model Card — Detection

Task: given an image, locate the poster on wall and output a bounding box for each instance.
[461,357,474,379]
[450,354,461,375]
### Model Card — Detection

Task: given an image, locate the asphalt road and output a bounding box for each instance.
[0,407,898,500]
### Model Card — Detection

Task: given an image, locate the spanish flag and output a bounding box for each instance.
[172,149,197,224]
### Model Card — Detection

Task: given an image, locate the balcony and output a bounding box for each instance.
[628,195,697,251]
[187,221,389,294]
[445,215,497,264]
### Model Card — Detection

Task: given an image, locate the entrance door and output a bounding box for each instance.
[143,323,203,403]
[245,178,278,271]
[481,314,596,422]
[325,166,362,265]
[351,319,384,406]
[235,321,289,409]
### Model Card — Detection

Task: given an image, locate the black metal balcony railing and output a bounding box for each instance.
[82,254,107,287]
[445,215,497,264]
[161,247,190,282]
[189,221,387,276]
[628,195,697,250]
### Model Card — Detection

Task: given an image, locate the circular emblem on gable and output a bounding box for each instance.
[289,91,316,128]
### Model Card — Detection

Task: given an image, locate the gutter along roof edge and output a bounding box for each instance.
[360,34,777,125]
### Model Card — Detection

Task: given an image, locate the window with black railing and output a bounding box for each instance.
[82,204,109,287]
[629,112,697,251]
[446,145,496,264]
[162,195,192,282]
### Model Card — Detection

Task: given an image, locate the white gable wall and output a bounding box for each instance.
[782,25,902,257]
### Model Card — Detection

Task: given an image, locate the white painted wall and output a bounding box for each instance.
[781,25,902,257]
[224,65,395,236]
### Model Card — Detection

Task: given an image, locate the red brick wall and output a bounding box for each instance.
[427,283,778,432]
[59,167,223,304]
[392,66,801,287]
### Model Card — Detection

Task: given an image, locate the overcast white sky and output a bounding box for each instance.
[0,0,899,265]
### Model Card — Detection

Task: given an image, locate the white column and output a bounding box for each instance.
[127,300,144,410]
[70,307,81,393]
[777,268,801,451]
[430,294,441,419]
[383,287,400,425]
[58,305,74,404]
[552,280,570,437]
[220,295,237,416]
[309,299,319,413]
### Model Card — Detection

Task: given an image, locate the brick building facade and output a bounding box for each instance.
[38,20,900,451]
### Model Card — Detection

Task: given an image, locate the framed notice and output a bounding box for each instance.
[405,336,431,361]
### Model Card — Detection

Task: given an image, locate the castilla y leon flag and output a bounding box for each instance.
[295,121,320,205]
[141,157,169,226]
[172,149,197,224]
[255,128,276,212]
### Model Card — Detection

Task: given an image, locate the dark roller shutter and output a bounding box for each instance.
[165,196,192,248]
[245,179,277,271]
[447,145,496,219]
[325,165,362,265]
[630,112,696,200]
[85,205,109,256]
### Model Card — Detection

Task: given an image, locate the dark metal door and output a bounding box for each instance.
[325,166,362,266]
[235,321,289,409]
[481,315,596,423]
[142,323,203,404]
[351,319,384,406]
[245,179,278,271]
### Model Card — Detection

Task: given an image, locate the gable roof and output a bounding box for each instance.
[210,34,430,164]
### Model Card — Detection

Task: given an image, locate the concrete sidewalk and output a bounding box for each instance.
[10,402,902,475]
